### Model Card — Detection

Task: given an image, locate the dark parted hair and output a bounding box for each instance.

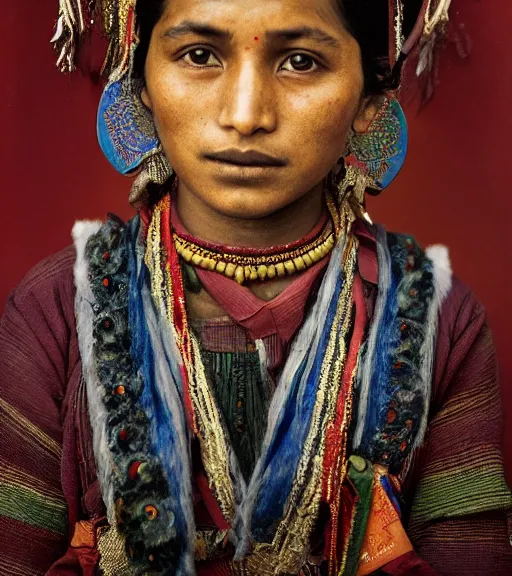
[134,0,424,95]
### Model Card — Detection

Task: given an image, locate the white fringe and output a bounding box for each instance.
[72,220,117,523]
[141,286,197,576]
[352,225,391,449]
[255,338,269,389]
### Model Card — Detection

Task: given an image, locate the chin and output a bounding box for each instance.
[207,192,289,221]
[176,165,321,222]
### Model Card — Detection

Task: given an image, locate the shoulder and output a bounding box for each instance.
[5,214,141,328]
[380,229,497,437]
[377,225,490,370]
[432,276,491,404]
[381,228,482,326]
[6,245,77,322]
[0,245,79,399]
[438,276,486,338]
[6,217,130,315]
[2,216,118,335]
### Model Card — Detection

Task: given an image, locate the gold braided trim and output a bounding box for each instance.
[145,196,176,325]
[224,553,323,575]
[258,233,358,574]
[173,222,335,285]
[187,334,237,521]
[97,525,133,576]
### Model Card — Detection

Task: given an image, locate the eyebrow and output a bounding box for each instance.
[164,21,233,41]
[163,21,339,49]
[266,26,340,48]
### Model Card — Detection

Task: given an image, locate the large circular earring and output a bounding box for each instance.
[337,98,408,221]
[97,68,173,206]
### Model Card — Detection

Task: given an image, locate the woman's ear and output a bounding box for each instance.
[141,85,152,110]
[353,95,385,133]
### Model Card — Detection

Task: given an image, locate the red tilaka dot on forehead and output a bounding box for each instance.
[254,36,259,41]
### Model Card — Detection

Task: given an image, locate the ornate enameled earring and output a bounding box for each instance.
[97,71,173,205]
[337,98,408,222]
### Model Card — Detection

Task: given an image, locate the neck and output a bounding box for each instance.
[175,180,325,248]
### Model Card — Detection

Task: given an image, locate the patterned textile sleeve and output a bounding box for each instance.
[390,278,512,575]
[0,247,80,576]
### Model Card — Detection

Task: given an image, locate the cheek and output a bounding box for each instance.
[145,63,202,148]
[287,89,359,168]
[148,82,188,140]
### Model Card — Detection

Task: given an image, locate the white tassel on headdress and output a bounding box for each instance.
[51,0,137,77]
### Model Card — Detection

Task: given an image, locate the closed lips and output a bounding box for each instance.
[204,149,287,166]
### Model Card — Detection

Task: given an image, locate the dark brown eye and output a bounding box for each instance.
[183,48,220,67]
[282,54,318,72]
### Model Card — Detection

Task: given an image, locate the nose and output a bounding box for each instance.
[218,60,277,136]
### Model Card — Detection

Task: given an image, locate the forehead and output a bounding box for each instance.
[159,0,345,33]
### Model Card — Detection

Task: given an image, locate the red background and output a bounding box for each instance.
[1,1,511,478]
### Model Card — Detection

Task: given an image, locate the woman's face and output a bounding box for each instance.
[142,0,370,220]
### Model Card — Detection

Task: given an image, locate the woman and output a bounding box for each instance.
[0,0,510,574]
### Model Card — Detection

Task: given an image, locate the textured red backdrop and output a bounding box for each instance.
[1,1,511,478]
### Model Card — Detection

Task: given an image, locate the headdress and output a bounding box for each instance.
[51,1,452,81]
[51,1,137,78]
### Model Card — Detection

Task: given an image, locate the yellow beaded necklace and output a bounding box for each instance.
[173,218,335,285]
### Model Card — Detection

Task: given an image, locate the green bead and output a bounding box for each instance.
[349,455,367,473]
[181,262,203,294]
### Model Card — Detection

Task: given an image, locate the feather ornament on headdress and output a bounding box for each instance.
[51,0,137,79]
[51,0,90,73]
[416,0,452,78]
[388,0,451,79]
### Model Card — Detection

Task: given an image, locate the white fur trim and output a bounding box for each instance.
[72,221,102,302]
[415,244,452,446]
[73,219,117,523]
[255,339,269,392]
[426,244,453,304]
